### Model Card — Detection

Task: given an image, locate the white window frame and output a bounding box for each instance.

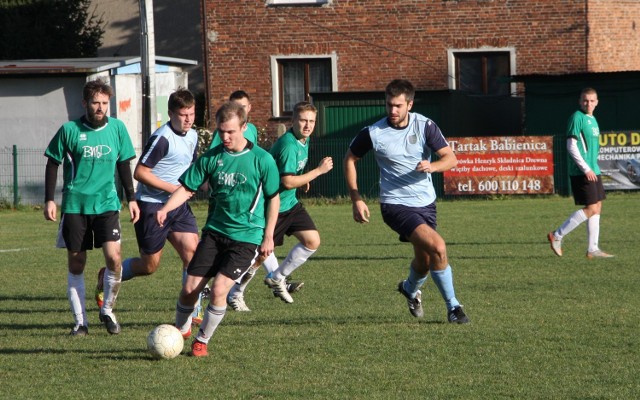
[447,47,516,95]
[270,52,338,117]
[266,0,329,5]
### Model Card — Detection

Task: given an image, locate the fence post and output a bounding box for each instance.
[12,145,18,207]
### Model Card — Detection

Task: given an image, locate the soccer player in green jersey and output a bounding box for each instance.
[43,79,140,336]
[548,88,614,259]
[156,101,280,357]
[208,90,259,148]
[227,101,333,310]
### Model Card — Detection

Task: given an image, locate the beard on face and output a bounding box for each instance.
[86,107,108,128]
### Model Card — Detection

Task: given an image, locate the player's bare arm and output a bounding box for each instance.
[280,156,334,190]
[156,186,193,227]
[344,150,370,223]
[420,146,457,173]
[259,194,280,257]
[134,164,180,193]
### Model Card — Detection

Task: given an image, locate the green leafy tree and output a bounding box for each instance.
[0,0,104,59]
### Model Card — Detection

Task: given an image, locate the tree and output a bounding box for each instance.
[0,0,105,59]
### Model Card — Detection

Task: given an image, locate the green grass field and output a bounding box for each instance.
[1,194,638,399]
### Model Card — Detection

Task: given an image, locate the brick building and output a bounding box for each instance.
[202,0,640,135]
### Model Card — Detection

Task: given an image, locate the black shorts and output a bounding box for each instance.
[273,203,317,247]
[58,211,121,252]
[187,230,258,281]
[134,201,198,254]
[380,202,437,242]
[570,175,606,206]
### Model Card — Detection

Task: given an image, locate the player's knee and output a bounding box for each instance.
[430,242,448,265]
[302,233,321,250]
[139,262,159,275]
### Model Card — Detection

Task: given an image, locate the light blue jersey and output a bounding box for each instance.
[136,122,198,203]
[350,112,448,207]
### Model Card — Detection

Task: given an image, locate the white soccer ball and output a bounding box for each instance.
[147,324,184,360]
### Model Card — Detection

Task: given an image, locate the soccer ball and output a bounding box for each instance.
[147,324,184,360]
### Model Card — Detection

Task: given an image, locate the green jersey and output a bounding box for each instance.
[269,129,309,212]
[180,142,280,245]
[566,110,601,176]
[44,117,136,214]
[208,122,259,149]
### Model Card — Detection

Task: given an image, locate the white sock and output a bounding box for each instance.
[556,209,587,238]
[101,267,122,316]
[67,272,86,327]
[587,214,600,252]
[262,253,279,274]
[272,243,316,281]
[175,301,194,335]
[196,304,226,344]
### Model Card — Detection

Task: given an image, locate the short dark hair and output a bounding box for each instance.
[215,101,247,126]
[83,79,113,102]
[385,79,415,102]
[168,88,195,112]
[229,90,250,102]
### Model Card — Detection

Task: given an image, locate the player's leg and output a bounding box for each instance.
[190,238,257,356]
[549,175,591,256]
[175,231,217,339]
[100,240,123,334]
[67,250,89,335]
[176,274,209,335]
[271,229,318,281]
[227,253,263,312]
[62,214,91,335]
[380,203,428,317]
[410,224,469,323]
[120,200,171,280]
[583,177,613,258]
[265,205,313,301]
[96,211,125,334]
[168,230,205,320]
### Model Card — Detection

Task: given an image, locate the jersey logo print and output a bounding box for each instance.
[218,172,248,186]
[297,158,308,173]
[83,145,112,158]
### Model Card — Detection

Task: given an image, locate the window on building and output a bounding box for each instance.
[267,0,329,5]
[271,55,336,117]
[450,50,513,95]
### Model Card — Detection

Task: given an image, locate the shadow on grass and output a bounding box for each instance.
[0,345,158,361]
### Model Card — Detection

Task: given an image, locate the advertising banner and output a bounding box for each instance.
[598,131,640,191]
[444,136,554,195]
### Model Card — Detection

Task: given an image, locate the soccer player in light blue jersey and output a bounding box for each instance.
[94,89,206,322]
[344,79,469,324]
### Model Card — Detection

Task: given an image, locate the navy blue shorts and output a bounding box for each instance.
[134,201,198,255]
[187,230,258,281]
[273,203,317,247]
[380,202,437,242]
[59,211,121,252]
[570,175,606,206]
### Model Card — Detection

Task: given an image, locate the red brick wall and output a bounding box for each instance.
[202,0,633,135]
[588,0,640,72]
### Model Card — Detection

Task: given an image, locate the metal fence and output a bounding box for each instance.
[1,135,576,207]
[0,140,372,207]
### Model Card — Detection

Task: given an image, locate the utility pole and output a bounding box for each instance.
[139,0,156,144]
